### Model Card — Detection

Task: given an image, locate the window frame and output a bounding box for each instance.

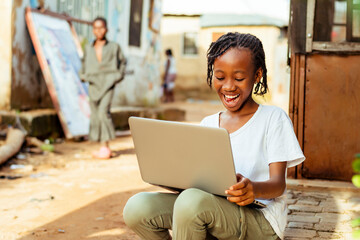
[347,0,360,42]
[306,0,360,52]
[181,32,199,58]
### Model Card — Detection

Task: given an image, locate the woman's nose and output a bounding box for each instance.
[223,79,236,91]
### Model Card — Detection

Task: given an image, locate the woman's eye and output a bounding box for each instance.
[215,77,225,80]
[235,78,245,82]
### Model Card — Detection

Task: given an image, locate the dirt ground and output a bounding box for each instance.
[0,101,225,240]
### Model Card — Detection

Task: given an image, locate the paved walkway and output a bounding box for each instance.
[285,179,359,240]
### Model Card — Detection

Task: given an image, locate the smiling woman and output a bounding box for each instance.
[123,32,305,240]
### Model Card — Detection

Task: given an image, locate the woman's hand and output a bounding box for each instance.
[225,162,287,204]
[225,173,255,206]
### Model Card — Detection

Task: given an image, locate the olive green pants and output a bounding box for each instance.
[89,89,115,142]
[123,188,279,240]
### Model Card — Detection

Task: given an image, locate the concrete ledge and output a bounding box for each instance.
[0,109,63,138]
[111,106,186,130]
[286,178,357,192]
[0,107,186,138]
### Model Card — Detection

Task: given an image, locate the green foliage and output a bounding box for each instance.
[353,154,360,187]
[352,154,360,239]
[40,144,54,152]
[353,158,360,172]
[353,175,360,188]
[353,218,360,228]
[354,229,360,239]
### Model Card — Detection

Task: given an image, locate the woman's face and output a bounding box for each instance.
[213,47,261,112]
[93,20,107,40]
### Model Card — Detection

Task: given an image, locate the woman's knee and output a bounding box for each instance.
[123,192,157,228]
[174,188,213,219]
[123,192,176,228]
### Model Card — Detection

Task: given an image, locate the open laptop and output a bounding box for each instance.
[129,117,266,208]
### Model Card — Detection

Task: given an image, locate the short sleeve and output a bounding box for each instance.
[266,113,305,168]
[200,118,207,126]
[199,113,220,128]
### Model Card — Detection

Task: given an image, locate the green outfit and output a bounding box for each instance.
[80,40,126,142]
[123,188,279,240]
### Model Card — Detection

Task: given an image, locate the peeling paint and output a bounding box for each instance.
[108,0,162,107]
[11,0,53,110]
[0,1,13,110]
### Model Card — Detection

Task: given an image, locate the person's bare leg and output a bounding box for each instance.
[169,90,175,102]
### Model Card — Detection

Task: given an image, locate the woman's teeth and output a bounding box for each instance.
[224,94,240,101]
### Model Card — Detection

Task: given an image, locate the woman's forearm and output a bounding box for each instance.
[252,176,286,199]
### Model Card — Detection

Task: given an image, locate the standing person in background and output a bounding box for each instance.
[80,17,126,159]
[162,49,177,102]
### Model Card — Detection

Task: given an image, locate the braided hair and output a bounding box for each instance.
[207,32,268,95]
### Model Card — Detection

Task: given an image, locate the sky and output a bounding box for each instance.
[161,0,290,22]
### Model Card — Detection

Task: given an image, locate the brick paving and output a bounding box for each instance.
[284,180,360,240]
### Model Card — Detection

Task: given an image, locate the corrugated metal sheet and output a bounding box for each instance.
[57,0,105,41]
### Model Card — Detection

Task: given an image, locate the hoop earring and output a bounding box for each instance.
[254,82,262,93]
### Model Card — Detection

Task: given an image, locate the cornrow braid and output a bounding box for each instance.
[206,32,268,95]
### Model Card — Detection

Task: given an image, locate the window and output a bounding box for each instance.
[313,0,360,43]
[349,0,360,41]
[183,32,198,55]
[129,0,143,47]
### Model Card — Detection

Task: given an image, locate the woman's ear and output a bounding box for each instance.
[255,68,263,84]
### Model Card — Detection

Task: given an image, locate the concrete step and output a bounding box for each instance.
[0,107,186,139]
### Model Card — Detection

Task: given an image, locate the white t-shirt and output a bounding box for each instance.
[165,56,177,74]
[200,104,305,240]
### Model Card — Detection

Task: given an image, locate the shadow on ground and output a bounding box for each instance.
[17,186,159,240]
[112,148,136,158]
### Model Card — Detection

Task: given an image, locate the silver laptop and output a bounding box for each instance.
[129,117,266,208]
[129,116,236,197]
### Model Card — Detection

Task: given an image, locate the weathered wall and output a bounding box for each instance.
[0,1,13,110]
[6,0,162,110]
[56,0,163,107]
[107,0,162,107]
[11,0,56,110]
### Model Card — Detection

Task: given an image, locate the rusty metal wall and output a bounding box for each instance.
[11,0,54,110]
[288,53,306,179]
[302,54,360,181]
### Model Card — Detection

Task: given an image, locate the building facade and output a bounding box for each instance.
[0,0,162,111]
